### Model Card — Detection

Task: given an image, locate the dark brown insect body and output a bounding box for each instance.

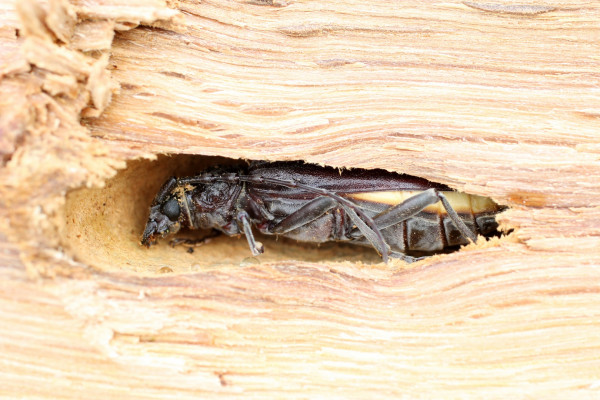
[142,161,503,262]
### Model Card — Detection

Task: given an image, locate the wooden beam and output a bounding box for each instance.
[1,0,599,397]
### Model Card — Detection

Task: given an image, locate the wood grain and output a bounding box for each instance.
[1,0,600,398]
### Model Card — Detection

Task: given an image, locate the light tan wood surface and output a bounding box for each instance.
[1,0,599,398]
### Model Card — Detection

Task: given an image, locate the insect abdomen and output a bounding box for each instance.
[349,191,501,253]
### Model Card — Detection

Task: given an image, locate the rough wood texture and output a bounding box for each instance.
[1,0,600,398]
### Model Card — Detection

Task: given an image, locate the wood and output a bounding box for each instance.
[1,0,600,397]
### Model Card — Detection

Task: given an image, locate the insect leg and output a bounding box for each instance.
[169,229,221,248]
[241,176,390,262]
[389,251,423,263]
[339,202,391,258]
[349,188,477,243]
[237,210,264,256]
[437,192,477,242]
[271,196,337,234]
[367,189,441,231]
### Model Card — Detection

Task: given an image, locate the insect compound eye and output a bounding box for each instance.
[161,197,180,221]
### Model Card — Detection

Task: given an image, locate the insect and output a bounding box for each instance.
[141,161,503,262]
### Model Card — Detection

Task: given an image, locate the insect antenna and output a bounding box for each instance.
[153,177,178,206]
[177,174,391,262]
